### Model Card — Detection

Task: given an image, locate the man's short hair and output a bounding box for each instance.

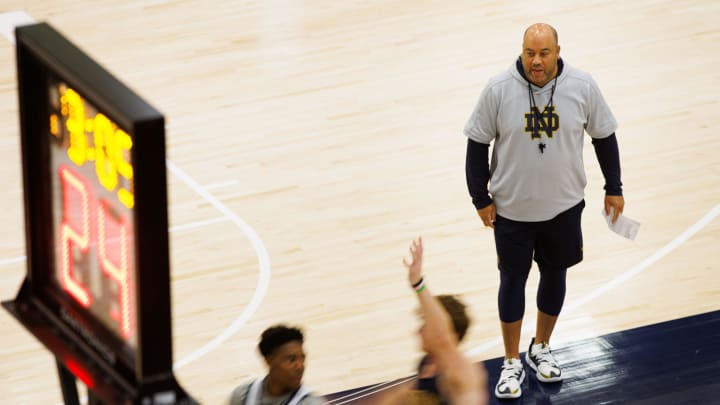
[258,325,304,358]
[436,295,471,342]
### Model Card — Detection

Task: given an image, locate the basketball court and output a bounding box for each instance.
[0,1,718,403]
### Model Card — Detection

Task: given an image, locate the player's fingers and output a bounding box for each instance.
[612,205,622,224]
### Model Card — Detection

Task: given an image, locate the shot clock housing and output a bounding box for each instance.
[3,22,195,404]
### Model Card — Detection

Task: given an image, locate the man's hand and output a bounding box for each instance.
[604,195,625,224]
[402,237,423,286]
[477,203,496,229]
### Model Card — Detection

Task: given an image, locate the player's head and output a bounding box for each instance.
[437,295,470,342]
[521,23,561,87]
[258,325,306,392]
[418,294,471,352]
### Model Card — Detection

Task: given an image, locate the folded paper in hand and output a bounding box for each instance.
[602,208,640,241]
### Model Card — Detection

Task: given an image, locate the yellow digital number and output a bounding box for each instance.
[59,85,135,209]
[49,114,59,137]
[62,88,88,166]
[93,113,118,192]
[113,128,134,209]
[118,188,134,209]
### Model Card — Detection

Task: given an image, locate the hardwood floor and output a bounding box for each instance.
[0,1,718,403]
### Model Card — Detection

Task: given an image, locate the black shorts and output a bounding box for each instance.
[493,200,585,274]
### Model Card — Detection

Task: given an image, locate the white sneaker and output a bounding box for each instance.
[494,358,525,399]
[525,337,563,382]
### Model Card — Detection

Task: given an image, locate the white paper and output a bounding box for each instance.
[602,208,640,241]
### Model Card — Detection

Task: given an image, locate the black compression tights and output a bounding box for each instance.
[498,266,568,323]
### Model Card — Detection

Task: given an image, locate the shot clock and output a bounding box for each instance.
[49,79,138,347]
[2,22,195,404]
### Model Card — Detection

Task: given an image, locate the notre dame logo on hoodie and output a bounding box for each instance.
[524,106,559,139]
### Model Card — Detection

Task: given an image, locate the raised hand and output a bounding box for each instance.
[402,237,423,286]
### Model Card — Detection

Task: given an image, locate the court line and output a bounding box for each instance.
[1,165,270,370]
[465,203,720,358]
[0,216,234,267]
[3,8,716,400]
[328,377,416,405]
[0,10,34,44]
[334,203,720,401]
[558,203,720,312]
[0,255,26,266]
[1,10,271,374]
[166,160,271,370]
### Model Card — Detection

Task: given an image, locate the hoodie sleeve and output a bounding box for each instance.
[465,138,493,209]
[591,133,623,195]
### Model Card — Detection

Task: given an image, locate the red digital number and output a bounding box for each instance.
[59,166,92,306]
[97,200,132,339]
[58,164,133,340]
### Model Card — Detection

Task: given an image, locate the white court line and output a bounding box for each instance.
[44,164,268,405]
[3,7,718,402]
[0,216,235,267]
[329,377,416,405]
[335,203,720,402]
[464,202,720,357]
[166,160,271,370]
[560,203,720,312]
[1,173,271,372]
[1,6,271,374]
[325,381,395,404]
[0,10,27,274]
[0,255,26,266]
[0,10,34,44]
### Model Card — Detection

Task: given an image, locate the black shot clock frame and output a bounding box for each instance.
[2,23,196,404]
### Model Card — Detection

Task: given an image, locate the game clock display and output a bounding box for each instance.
[49,78,138,347]
[3,22,195,404]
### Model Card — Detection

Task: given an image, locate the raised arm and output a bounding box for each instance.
[403,237,487,404]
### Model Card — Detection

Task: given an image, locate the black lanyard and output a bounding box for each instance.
[527,76,558,153]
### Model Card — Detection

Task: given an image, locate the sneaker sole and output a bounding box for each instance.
[524,352,563,383]
[494,369,526,399]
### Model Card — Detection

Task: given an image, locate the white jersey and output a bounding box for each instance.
[464,59,617,221]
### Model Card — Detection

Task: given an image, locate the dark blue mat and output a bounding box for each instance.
[325,310,720,404]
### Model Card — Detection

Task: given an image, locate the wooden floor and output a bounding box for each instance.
[325,310,720,404]
[1,1,719,404]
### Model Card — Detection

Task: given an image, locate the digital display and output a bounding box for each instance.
[3,22,196,403]
[48,80,137,347]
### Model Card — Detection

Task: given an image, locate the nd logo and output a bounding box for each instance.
[524,106,559,139]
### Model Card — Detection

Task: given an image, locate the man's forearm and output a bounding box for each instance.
[592,133,623,195]
[466,138,493,208]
